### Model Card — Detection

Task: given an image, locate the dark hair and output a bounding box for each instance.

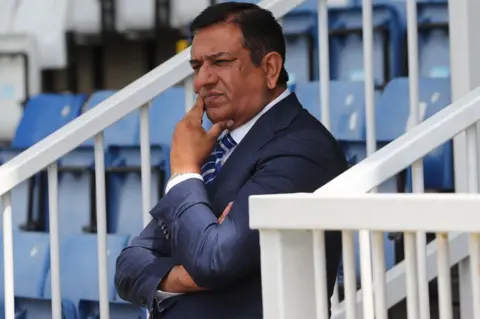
[190,2,289,85]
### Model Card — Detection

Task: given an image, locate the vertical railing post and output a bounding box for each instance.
[405,0,429,317]
[185,76,195,113]
[469,233,480,318]
[312,230,329,319]
[362,0,376,158]
[259,230,318,319]
[342,231,358,319]
[466,124,480,319]
[449,0,480,315]
[372,232,387,319]
[140,102,152,227]
[436,232,453,319]
[94,133,110,319]
[317,0,339,309]
[361,0,376,318]
[48,163,63,319]
[318,0,330,131]
[404,232,419,319]
[359,230,374,319]
[2,192,15,319]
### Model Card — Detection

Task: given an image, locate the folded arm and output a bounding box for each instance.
[154,136,342,289]
[114,220,177,308]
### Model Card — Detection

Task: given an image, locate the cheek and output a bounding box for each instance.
[206,106,235,123]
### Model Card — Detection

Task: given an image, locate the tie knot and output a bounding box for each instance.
[218,132,237,152]
[201,132,237,184]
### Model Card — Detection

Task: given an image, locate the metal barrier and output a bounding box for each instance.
[249,193,480,319]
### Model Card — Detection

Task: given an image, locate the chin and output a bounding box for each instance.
[206,107,233,124]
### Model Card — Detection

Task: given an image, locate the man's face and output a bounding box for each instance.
[190,23,268,126]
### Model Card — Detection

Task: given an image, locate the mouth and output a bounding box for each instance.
[203,93,225,104]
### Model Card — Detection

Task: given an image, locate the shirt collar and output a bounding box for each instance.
[229,88,291,144]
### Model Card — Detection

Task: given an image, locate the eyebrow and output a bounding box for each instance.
[189,52,235,65]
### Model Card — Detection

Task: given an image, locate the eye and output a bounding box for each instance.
[214,59,232,66]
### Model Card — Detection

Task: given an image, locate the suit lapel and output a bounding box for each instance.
[206,93,302,205]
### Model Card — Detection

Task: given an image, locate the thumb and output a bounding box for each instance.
[207,120,234,141]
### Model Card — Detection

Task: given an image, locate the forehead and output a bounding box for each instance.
[191,23,244,59]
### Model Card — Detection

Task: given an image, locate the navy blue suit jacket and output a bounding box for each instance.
[115,93,348,318]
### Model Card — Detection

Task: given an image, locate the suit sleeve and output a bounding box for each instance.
[152,132,346,289]
[114,218,177,309]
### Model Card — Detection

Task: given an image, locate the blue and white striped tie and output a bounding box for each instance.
[201,133,237,185]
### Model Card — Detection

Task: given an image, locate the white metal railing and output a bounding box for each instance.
[249,193,480,319]
[0,0,315,318]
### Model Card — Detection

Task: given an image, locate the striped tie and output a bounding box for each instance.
[201,133,237,185]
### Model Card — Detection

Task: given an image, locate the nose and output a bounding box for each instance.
[193,64,218,92]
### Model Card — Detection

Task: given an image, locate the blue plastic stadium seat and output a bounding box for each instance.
[0,231,76,318]
[295,80,366,166]
[12,94,86,149]
[376,77,453,191]
[0,94,86,233]
[55,90,141,236]
[43,234,129,318]
[282,0,318,83]
[417,2,449,79]
[81,299,146,319]
[282,2,403,86]
[106,87,181,237]
[329,4,404,88]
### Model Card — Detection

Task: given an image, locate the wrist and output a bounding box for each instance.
[170,166,201,176]
[168,171,201,184]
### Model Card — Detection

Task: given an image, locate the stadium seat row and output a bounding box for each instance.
[281,0,449,87]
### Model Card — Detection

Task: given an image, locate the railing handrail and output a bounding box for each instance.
[314,85,480,195]
[250,193,480,232]
[0,0,307,198]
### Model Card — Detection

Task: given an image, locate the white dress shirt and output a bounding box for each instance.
[156,88,291,302]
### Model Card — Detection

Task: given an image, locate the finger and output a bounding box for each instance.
[218,202,233,224]
[187,95,205,120]
[206,120,234,141]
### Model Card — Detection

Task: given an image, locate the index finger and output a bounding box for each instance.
[187,95,205,119]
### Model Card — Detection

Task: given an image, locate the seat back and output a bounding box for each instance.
[329,4,403,87]
[44,234,129,302]
[417,2,450,78]
[295,80,366,139]
[13,93,86,148]
[283,3,318,83]
[296,80,367,168]
[377,77,453,190]
[149,86,187,147]
[82,90,140,148]
[0,232,50,299]
[1,94,86,232]
[110,87,187,237]
[56,91,140,236]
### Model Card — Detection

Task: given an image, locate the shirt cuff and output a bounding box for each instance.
[155,290,184,303]
[165,173,203,194]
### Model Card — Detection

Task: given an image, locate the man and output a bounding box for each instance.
[115,2,347,318]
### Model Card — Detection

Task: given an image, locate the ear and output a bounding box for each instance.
[261,52,283,90]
